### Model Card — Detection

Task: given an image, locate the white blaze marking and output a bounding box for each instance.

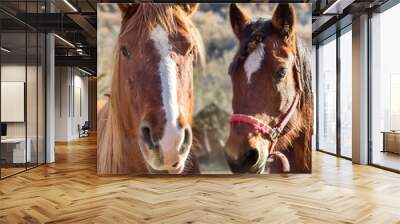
[150,25,184,168]
[244,43,265,84]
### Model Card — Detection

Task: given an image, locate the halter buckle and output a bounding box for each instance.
[270,128,281,141]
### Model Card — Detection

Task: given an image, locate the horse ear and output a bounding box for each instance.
[118,3,139,20]
[272,4,296,40]
[178,3,199,16]
[230,4,249,39]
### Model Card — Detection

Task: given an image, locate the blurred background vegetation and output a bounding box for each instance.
[97,3,311,114]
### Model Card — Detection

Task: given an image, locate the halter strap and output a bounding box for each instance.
[230,91,300,145]
[266,151,290,173]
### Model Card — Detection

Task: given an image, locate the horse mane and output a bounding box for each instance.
[277,37,313,172]
[296,37,313,110]
[297,37,313,172]
[271,37,313,173]
[119,4,205,65]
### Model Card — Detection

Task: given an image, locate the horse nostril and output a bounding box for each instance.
[243,149,259,167]
[141,126,156,150]
[180,127,192,154]
[227,148,260,173]
[172,162,179,168]
[183,128,191,144]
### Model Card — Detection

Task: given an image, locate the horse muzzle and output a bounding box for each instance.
[225,134,270,174]
[227,149,265,174]
[138,123,193,174]
[226,145,290,174]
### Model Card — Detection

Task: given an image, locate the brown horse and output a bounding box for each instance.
[225,4,313,174]
[97,3,204,175]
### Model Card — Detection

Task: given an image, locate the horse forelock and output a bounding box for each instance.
[118,4,204,65]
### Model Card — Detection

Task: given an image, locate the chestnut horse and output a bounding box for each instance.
[97,3,204,175]
[225,4,313,173]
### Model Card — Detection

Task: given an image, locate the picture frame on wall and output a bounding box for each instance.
[97,2,313,175]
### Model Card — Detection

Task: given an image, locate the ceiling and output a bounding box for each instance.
[311,0,391,43]
[0,0,97,74]
[0,0,395,74]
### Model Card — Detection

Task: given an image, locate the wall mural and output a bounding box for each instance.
[97,3,313,175]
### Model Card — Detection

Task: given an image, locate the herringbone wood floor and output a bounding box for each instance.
[0,135,400,224]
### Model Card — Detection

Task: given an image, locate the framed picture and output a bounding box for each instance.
[97,3,312,175]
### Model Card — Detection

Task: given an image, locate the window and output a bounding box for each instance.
[370,3,400,171]
[317,36,337,154]
[312,45,317,150]
[0,1,47,179]
[339,28,352,158]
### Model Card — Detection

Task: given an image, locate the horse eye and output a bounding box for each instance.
[276,68,288,79]
[121,46,131,59]
[187,47,195,56]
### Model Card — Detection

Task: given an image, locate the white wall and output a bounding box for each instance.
[1,63,46,164]
[55,67,69,141]
[1,65,26,81]
[54,67,89,141]
[72,73,89,138]
[1,65,36,138]
[1,65,26,134]
[1,82,25,122]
